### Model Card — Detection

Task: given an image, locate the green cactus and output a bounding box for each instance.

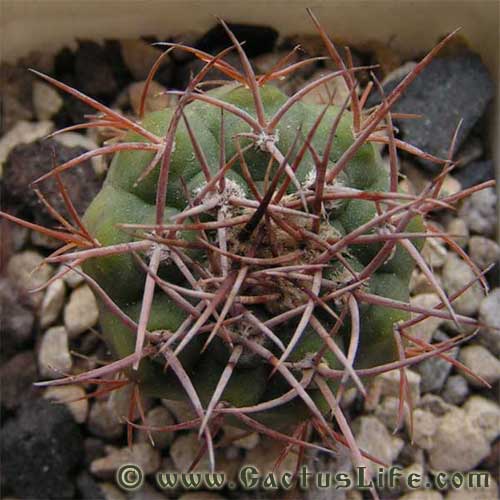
[80,79,425,430]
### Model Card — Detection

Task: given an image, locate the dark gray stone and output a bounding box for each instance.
[454,160,495,189]
[0,399,84,499]
[369,52,494,172]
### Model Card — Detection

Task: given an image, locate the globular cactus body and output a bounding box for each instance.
[81,81,422,429]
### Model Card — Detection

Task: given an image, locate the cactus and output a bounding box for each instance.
[1,11,494,496]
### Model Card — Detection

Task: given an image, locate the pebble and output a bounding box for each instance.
[40,278,66,328]
[446,218,469,249]
[75,40,118,98]
[418,394,454,416]
[245,437,299,477]
[3,139,102,227]
[353,416,404,475]
[411,408,439,450]
[222,425,260,450]
[373,53,494,172]
[128,482,166,500]
[88,400,124,440]
[38,326,72,379]
[44,385,88,423]
[428,408,490,471]
[442,253,484,316]
[6,250,53,307]
[366,369,421,410]
[0,278,35,351]
[90,443,161,478]
[178,493,226,500]
[444,472,498,500]
[459,187,497,238]
[463,395,500,443]
[478,288,500,355]
[128,80,171,116]
[374,396,408,431]
[414,331,458,393]
[137,406,176,448]
[441,374,469,405]
[61,264,86,288]
[0,120,53,173]
[300,69,351,106]
[454,159,495,189]
[421,239,448,268]
[161,398,197,423]
[32,81,63,120]
[170,433,210,472]
[120,39,164,81]
[407,293,444,343]
[64,285,99,338]
[468,235,500,270]
[0,398,83,499]
[108,383,152,421]
[458,344,500,387]
[0,351,39,411]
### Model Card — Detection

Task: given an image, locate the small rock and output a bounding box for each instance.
[418,394,454,416]
[428,408,490,471]
[366,369,421,410]
[0,399,83,499]
[0,120,53,172]
[138,406,176,448]
[411,408,439,450]
[64,285,99,338]
[444,472,498,500]
[3,139,102,226]
[300,69,351,106]
[44,385,88,423]
[372,53,494,172]
[31,230,62,249]
[222,425,260,450]
[38,326,72,379]
[0,278,35,351]
[442,253,484,315]
[454,159,495,189]
[120,39,164,81]
[33,81,64,120]
[421,239,448,268]
[410,271,444,295]
[245,437,299,477]
[446,218,469,248]
[353,416,404,475]
[374,396,409,431]
[129,80,171,116]
[479,289,500,355]
[170,433,209,472]
[161,398,197,423]
[90,443,160,478]
[458,344,500,387]
[407,294,444,343]
[61,264,86,288]
[40,278,66,328]
[468,236,500,270]
[108,383,152,421]
[414,331,458,393]
[0,93,33,135]
[459,187,497,238]
[75,40,117,98]
[463,395,500,442]
[88,400,124,440]
[0,351,39,411]
[441,375,469,405]
[6,250,53,307]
